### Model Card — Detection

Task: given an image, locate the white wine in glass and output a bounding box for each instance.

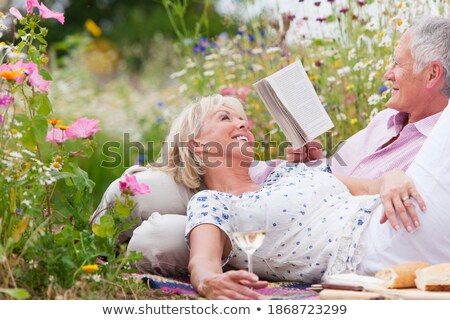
[230,199,267,274]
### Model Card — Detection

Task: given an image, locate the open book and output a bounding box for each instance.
[253,60,334,149]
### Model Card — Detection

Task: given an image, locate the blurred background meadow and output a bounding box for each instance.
[0,0,448,299]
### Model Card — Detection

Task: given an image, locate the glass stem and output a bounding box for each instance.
[247,253,253,274]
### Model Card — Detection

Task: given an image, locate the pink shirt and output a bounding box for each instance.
[330,109,442,179]
[249,108,443,183]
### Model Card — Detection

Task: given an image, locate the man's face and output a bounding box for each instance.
[384,31,429,115]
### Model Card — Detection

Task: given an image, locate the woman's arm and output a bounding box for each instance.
[335,169,426,233]
[188,224,267,299]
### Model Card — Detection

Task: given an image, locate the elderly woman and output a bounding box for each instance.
[159,94,450,300]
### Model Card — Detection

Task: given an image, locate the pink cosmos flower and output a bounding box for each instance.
[46,128,67,144]
[27,0,40,14]
[9,7,23,20]
[2,60,50,93]
[37,2,65,24]
[119,174,151,196]
[65,117,101,139]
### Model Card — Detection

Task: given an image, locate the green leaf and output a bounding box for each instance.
[31,115,48,143]
[92,215,115,237]
[36,34,47,45]
[69,163,96,193]
[38,68,53,81]
[0,288,30,299]
[30,93,52,116]
[114,199,131,219]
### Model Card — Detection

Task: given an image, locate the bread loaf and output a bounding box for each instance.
[415,263,450,291]
[375,261,431,289]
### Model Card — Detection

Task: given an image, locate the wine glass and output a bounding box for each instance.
[229,199,267,274]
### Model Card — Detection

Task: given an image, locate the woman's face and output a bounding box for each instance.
[195,106,255,166]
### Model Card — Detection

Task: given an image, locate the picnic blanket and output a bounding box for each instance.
[137,274,319,300]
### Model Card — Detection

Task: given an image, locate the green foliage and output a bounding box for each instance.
[163,0,449,158]
[0,4,145,300]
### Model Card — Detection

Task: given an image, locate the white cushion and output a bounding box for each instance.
[89,165,195,241]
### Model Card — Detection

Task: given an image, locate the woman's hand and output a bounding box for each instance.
[375,168,426,233]
[286,140,323,163]
[198,270,268,300]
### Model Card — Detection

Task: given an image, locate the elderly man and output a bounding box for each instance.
[281,16,450,232]
[92,16,450,277]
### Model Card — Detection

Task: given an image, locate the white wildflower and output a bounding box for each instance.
[376,59,385,70]
[318,95,326,103]
[202,61,215,70]
[348,48,356,60]
[50,162,63,171]
[337,66,351,76]
[251,64,264,72]
[232,54,242,62]
[251,48,263,55]
[22,149,36,157]
[266,47,281,54]
[379,34,392,48]
[203,70,215,77]
[185,61,196,68]
[327,77,336,83]
[91,274,101,282]
[368,94,381,105]
[224,61,235,67]
[22,199,32,207]
[225,74,236,80]
[8,151,23,159]
[365,18,378,32]
[368,71,376,82]
[370,108,379,120]
[204,53,219,60]
[336,113,347,121]
[29,259,38,269]
[353,62,365,71]
[178,84,187,93]
[169,69,187,79]
[14,120,23,126]
[11,130,22,139]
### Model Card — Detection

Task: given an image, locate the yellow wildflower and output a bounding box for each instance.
[0,69,26,81]
[81,264,99,274]
[397,19,403,27]
[48,118,62,126]
[350,118,358,125]
[397,2,403,8]
[85,19,102,37]
[54,156,63,164]
[309,75,316,81]
[56,124,68,130]
[346,84,354,91]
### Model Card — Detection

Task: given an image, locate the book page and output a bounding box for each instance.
[266,60,334,142]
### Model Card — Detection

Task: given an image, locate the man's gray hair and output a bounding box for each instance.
[411,16,450,97]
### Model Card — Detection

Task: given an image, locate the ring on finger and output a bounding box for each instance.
[401,196,410,202]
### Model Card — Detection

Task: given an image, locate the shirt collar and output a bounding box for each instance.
[386,99,449,137]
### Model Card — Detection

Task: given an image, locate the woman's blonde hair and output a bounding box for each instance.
[152,94,247,191]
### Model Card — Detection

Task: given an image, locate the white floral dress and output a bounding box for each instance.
[186,163,380,283]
